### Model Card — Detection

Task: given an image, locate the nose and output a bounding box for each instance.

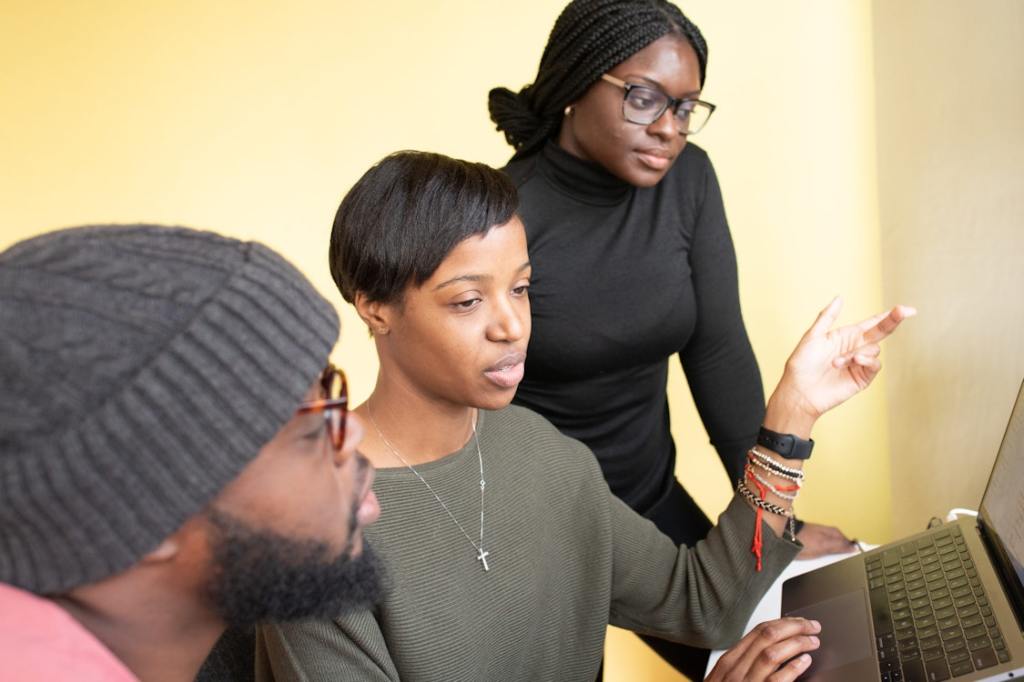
[487,296,527,343]
[646,106,683,140]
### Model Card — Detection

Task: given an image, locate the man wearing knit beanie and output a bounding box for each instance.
[0,225,382,681]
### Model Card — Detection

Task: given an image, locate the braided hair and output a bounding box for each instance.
[489,0,707,160]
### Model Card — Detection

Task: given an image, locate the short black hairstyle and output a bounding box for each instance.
[329,151,519,305]
[489,0,708,160]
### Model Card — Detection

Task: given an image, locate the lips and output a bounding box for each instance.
[636,148,673,171]
[483,351,526,389]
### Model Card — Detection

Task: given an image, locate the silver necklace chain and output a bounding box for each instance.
[367,403,490,571]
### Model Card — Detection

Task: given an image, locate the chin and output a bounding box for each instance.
[627,164,672,188]
[473,387,518,412]
[603,160,667,188]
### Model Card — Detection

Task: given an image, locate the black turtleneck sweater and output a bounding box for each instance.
[504,141,764,516]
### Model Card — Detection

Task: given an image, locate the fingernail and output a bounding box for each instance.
[809,636,820,646]
[811,620,821,632]
[801,654,812,666]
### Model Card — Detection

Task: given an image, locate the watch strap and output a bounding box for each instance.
[757,426,814,460]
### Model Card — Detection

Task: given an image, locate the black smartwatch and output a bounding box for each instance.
[757,426,814,460]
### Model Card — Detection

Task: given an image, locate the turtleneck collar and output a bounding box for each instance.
[536,141,633,206]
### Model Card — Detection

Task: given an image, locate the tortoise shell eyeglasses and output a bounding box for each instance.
[297,363,348,450]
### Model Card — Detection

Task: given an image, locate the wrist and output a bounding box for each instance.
[757,426,814,460]
[764,391,816,439]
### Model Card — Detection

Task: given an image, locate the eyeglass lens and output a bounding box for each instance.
[623,86,711,134]
[322,366,348,450]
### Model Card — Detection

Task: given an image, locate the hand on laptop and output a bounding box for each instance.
[764,297,916,437]
[795,521,858,559]
[705,617,822,681]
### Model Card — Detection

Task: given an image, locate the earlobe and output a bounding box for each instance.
[354,292,392,336]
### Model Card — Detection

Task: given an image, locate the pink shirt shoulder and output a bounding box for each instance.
[0,583,137,681]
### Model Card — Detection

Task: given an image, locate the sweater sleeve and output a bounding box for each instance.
[608,491,801,649]
[678,154,765,484]
[256,612,398,682]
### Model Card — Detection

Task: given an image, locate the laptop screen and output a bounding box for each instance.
[978,378,1024,612]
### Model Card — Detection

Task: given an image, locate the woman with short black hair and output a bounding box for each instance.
[258,150,912,682]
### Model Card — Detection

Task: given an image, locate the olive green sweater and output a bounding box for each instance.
[257,406,800,681]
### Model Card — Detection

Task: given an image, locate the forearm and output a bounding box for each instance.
[728,387,816,540]
[610,493,801,648]
[681,307,765,484]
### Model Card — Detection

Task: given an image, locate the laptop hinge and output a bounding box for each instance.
[976,517,1024,634]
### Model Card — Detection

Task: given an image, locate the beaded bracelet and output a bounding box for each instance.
[747,454,804,485]
[746,465,799,501]
[748,448,805,482]
[749,447,805,478]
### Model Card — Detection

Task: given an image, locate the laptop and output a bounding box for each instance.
[782,378,1024,681]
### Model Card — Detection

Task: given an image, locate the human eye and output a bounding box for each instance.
[511,282,530,297]
[450,296,482,311]
[626,87,662,111]
[676,100,699,117]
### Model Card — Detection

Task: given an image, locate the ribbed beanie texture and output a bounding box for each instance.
[0,225,339,594]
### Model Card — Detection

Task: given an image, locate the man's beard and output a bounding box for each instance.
[204,504,383,628]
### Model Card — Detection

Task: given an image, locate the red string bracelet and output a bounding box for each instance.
[743,463,801,571]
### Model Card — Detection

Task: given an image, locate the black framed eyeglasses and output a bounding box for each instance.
[600,74,716,135]
[297,363,348,450]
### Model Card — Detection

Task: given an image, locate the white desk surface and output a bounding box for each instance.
[704,543,876,679]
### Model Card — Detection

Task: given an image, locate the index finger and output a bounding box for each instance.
[861,304,917,344]
[809,296,844,336]
[734,618,822,670]
[710,618,812,677]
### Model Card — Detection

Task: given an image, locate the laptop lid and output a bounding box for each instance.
[976,377,1024,628]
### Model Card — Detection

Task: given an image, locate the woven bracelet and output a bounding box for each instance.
[737,480,793,517]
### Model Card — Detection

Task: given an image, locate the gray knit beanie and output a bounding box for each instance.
[0,225,339,594]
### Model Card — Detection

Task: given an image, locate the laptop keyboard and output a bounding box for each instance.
[866,525,1011,681]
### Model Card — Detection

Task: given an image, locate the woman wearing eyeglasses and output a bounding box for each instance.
[488,2,855,675]
[258,150,913,682]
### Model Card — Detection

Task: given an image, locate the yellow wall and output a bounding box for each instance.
[871,0,1024,539]
[2,2,922,680]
